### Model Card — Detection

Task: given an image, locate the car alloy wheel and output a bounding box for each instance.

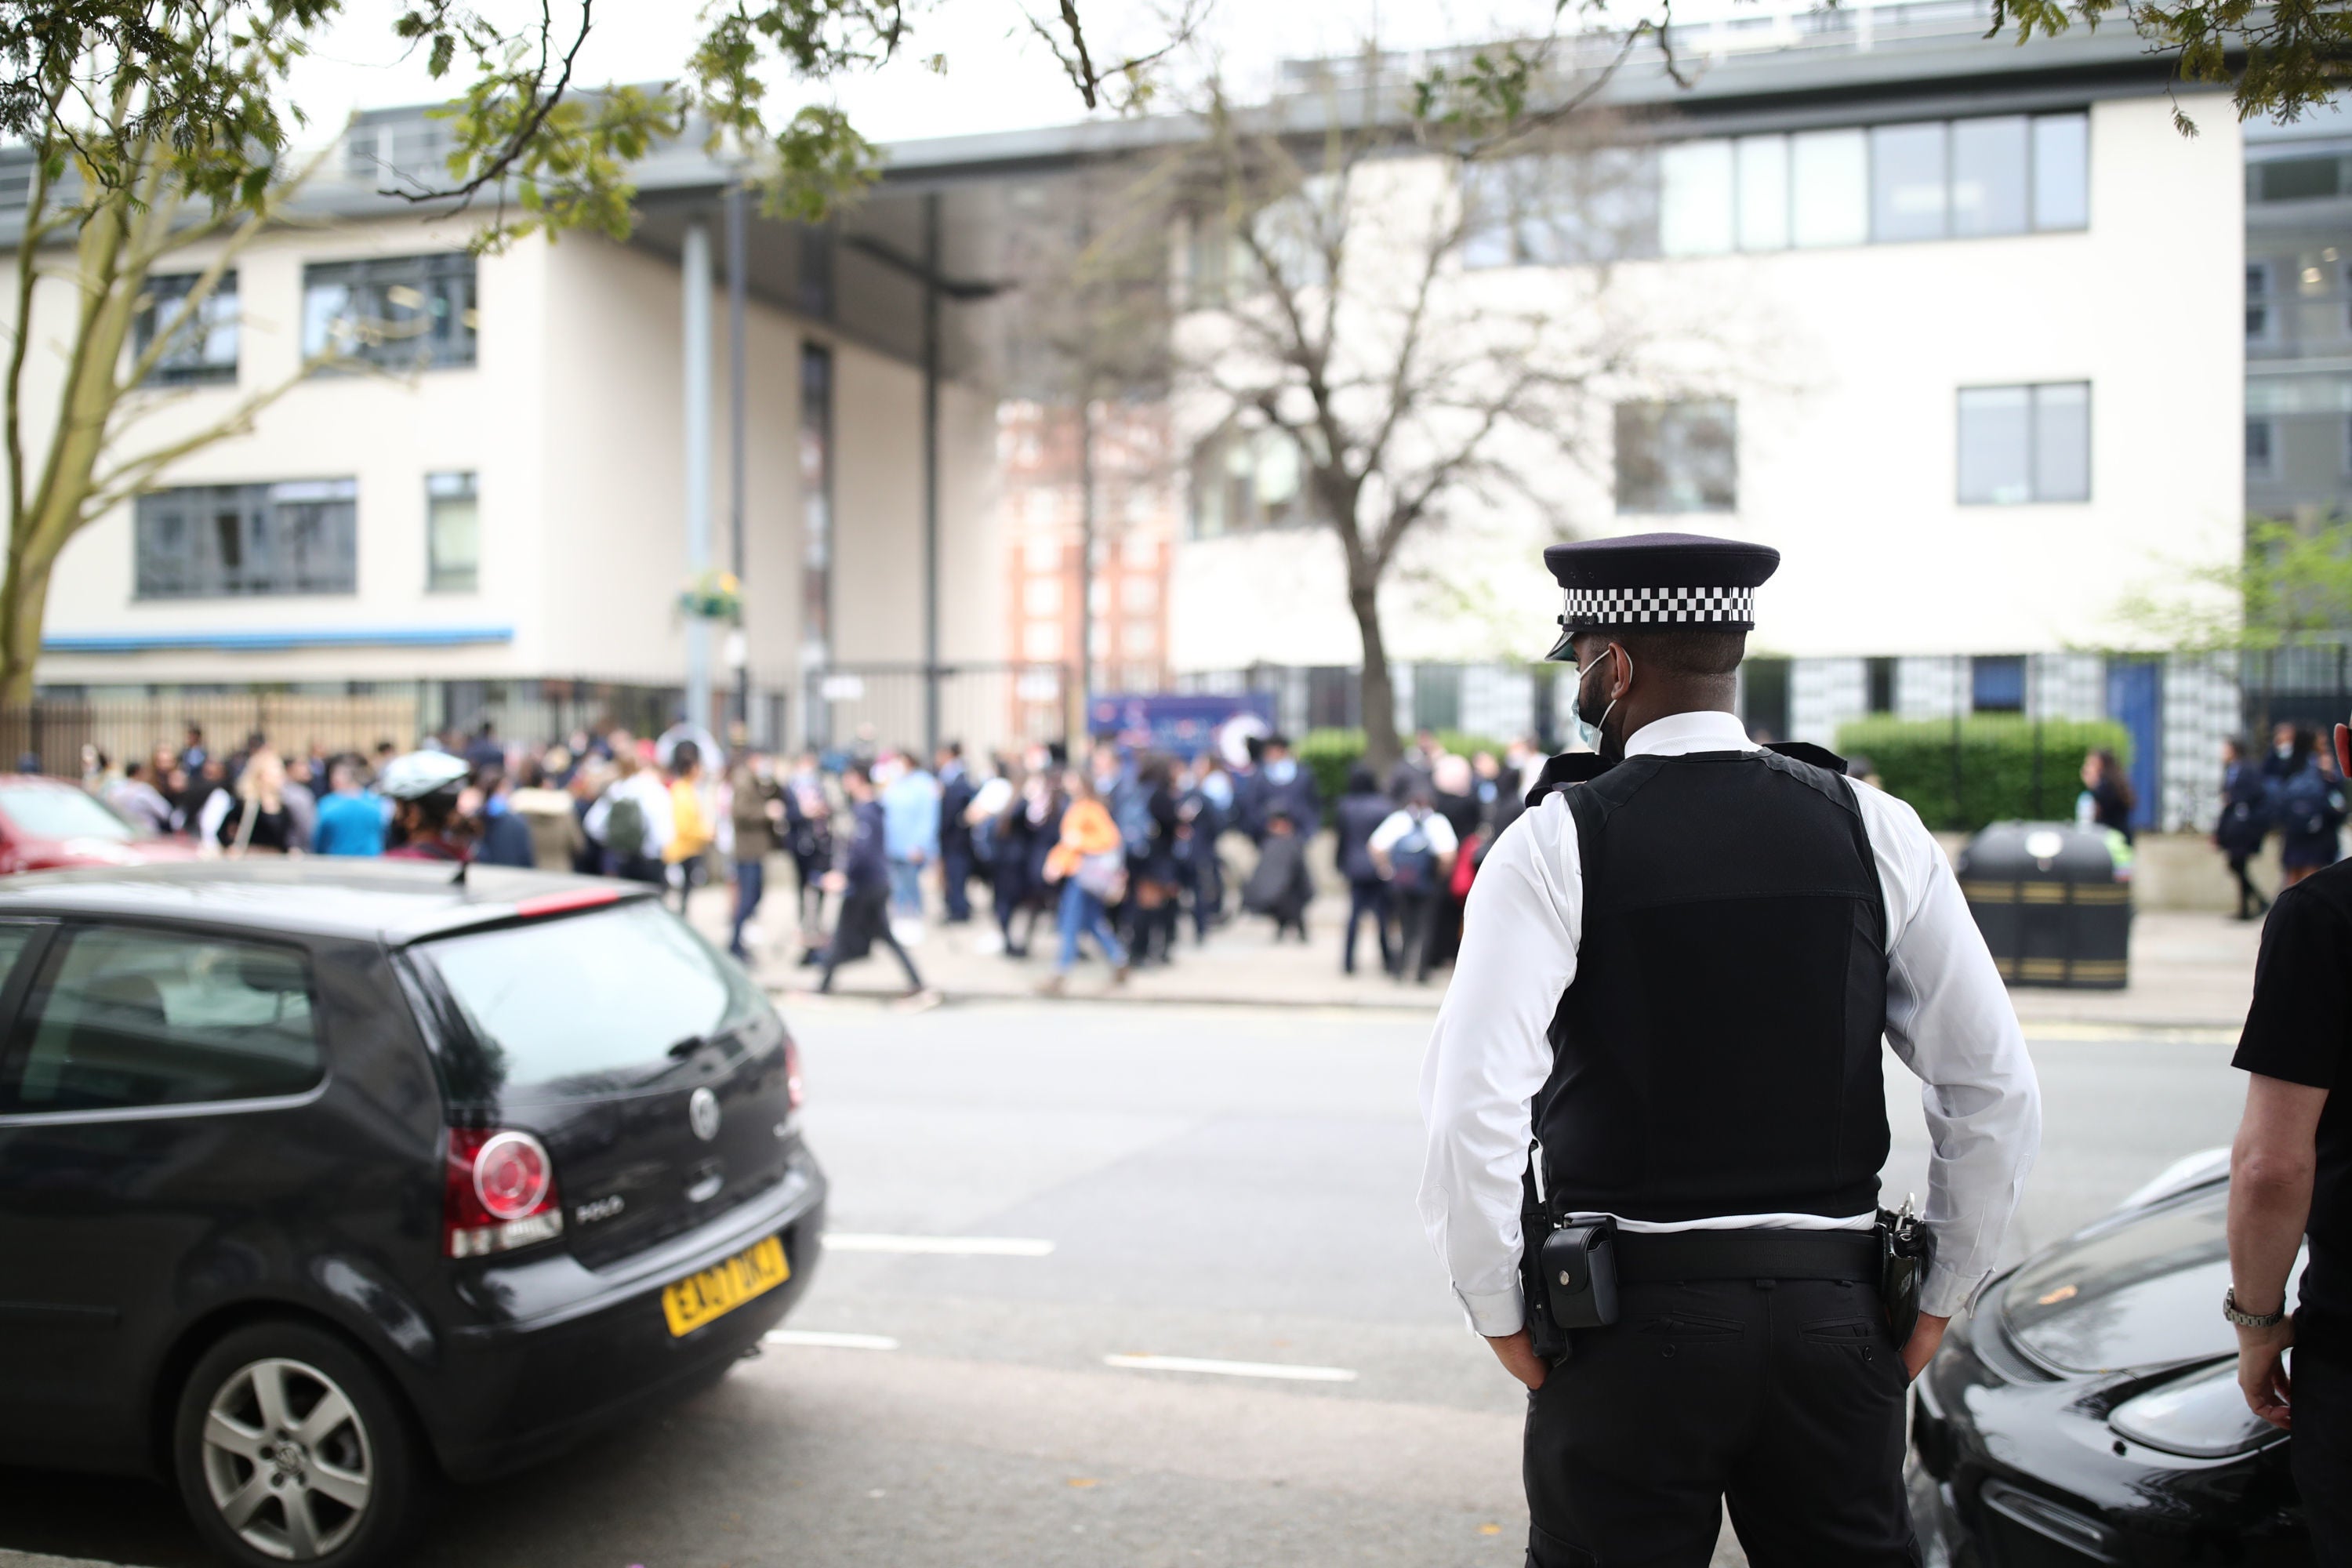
[198,1356,376,1561]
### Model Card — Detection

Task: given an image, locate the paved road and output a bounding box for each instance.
[0,1002,2248,1568]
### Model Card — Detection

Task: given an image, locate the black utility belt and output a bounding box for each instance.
[1520,1212,1934,1363]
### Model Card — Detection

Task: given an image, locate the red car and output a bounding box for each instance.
[0,775,198,873]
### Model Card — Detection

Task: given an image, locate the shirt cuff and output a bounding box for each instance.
[1455,1283,1526,1338]
[1919,1261,1987,1321]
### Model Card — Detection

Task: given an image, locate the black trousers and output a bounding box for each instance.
[1344,878,1392,974]
[2297,1338,2352,1566]
[1524,1277,1919,1568]
[1393,890,1439,982]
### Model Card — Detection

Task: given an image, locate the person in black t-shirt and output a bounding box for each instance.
[2228,717,2352,1563]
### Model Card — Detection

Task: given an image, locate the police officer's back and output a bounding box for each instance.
[1418,534,2042,1566]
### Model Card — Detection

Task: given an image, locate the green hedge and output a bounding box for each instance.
[1834,716,2131,833]
[1297,728,1509,804]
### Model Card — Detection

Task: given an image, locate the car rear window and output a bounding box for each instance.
[417,899,765,1099]
[0,785,134,843]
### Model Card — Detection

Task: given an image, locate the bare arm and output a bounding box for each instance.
[2228,1073,2325,1429]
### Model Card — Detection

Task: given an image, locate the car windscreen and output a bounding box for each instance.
[0,784,136,842]
[416,899,768,1101]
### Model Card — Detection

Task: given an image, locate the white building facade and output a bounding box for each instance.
[1162,17,2249,829]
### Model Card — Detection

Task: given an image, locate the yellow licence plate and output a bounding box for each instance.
[661,1234,789,1338]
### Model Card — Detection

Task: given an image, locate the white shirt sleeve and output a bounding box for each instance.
[1422,813,1460,857]
[1415,798,1581,1335]
[1852,781,2043,1318]
[1367,810,1411,855]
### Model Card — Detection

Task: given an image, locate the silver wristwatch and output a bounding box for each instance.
[2223,1286,2288,1329]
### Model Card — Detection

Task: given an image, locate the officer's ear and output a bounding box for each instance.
[1606,641,1635,701]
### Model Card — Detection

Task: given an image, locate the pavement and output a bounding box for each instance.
[0,1004,2253,1568]
[701,871,2266,1034]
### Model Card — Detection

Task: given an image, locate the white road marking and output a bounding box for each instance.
[1102,1353,1359,1383]
[822,1232,1055,1257]
[764,1329,900,1351]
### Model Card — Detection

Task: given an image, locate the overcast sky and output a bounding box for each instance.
[284,0,1767,147]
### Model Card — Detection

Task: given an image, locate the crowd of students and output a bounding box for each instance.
[2216,722,2350,918]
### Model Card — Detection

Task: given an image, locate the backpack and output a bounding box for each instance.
[2278,766,2341,839]
[603,791,647,859]
[1389,821,1436,892]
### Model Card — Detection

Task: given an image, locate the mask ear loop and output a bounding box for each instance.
[1595,644,1631,739]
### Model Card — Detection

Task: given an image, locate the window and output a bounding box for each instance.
[1022,577,1062,615]
[800,343,833,670]
[134,272,239,386]
[2252,154,2345,204]
[797,223,834,319]
[1120,575,1159,612]
[1791,129,1869,247]
[1615,401,1737,514]
[2031,114,2089,230]
[427,471,478,593]
[1189,423,1319,536]
[1866,656,1897,715]
[1461,150,1659,268]
[1951,117,2030,238]
[1971,655,2027,713]
[1124,620,1157,656]
[1871,122,1949,243]
[2247,418,2277,480]
[2248,262,2277,345]
[135,481,358,598]
[1,927,321,1112]
[1656,113,2086,257]
[1660,140,1735,256]
[1022,622,1062,661]
[1957,383,2090,505]
[1735,136,1791,251]
[303,253,477,370]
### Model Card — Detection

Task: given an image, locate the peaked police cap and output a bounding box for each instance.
[1541,532,1780,660]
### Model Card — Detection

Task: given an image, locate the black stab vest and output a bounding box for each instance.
[1534,749,1890,1222]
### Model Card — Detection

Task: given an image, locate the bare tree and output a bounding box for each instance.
[1145,47,1658,770]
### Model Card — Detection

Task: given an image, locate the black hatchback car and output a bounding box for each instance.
[0,861,827,1568]
[1910,1150,2310,1566]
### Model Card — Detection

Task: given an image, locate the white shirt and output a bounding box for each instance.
[1417,710,2041,1336]
[1369,806,1460,858]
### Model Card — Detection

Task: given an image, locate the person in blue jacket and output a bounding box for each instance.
[2216,735,2272,920]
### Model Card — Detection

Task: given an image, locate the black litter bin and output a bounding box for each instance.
[1958,821,2131,989]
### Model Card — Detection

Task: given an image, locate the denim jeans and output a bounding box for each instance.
[886,856,924,916]
[730,855,765,957]
[1056,878,1128,972]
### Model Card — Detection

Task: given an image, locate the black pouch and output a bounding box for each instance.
[1540,1214,1620,1330]
[1878,1200,1936,1344]
[1519,1148,1570,1361]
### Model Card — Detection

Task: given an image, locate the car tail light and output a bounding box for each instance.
[444,1128,564,1258]
[783,1035,806,1111]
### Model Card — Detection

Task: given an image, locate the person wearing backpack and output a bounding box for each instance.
[586,748,671,886]
[1371,785,1458,984]
[2270,727,2348,888]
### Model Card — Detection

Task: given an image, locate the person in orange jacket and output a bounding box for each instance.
[1040,772,1129,994]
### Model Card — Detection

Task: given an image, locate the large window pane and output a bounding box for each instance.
[1660,140,1735,256]
[1957,387,2031,504]
[1871,122,1949,241]
[1615,400,1737,514]
[135,481,358,598]
[1735,136,1790,251]
[302,253,477,370]
[1951,117,2029,238]
[2,927,321,1112]
[428,471,479,593]
[2031,114,2089,230]
[2032,382,2091,501]
[135,272,240,386]
[1791,129,1867,248]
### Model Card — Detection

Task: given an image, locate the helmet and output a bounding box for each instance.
[376,750,470,802]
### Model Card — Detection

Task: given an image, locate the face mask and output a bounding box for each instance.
[1266,758,1297,784]
[1570,646,1627,754]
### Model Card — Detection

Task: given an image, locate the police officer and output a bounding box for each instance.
[1418,533,2042,1566]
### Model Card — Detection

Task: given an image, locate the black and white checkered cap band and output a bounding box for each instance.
[1561,586,1754,626]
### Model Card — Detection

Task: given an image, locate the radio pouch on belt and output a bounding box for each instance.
[1519,1145,1621,1361]
[1878,1197,1936,1345]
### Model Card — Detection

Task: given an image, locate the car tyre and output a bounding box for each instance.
[172,1321,425,1568]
